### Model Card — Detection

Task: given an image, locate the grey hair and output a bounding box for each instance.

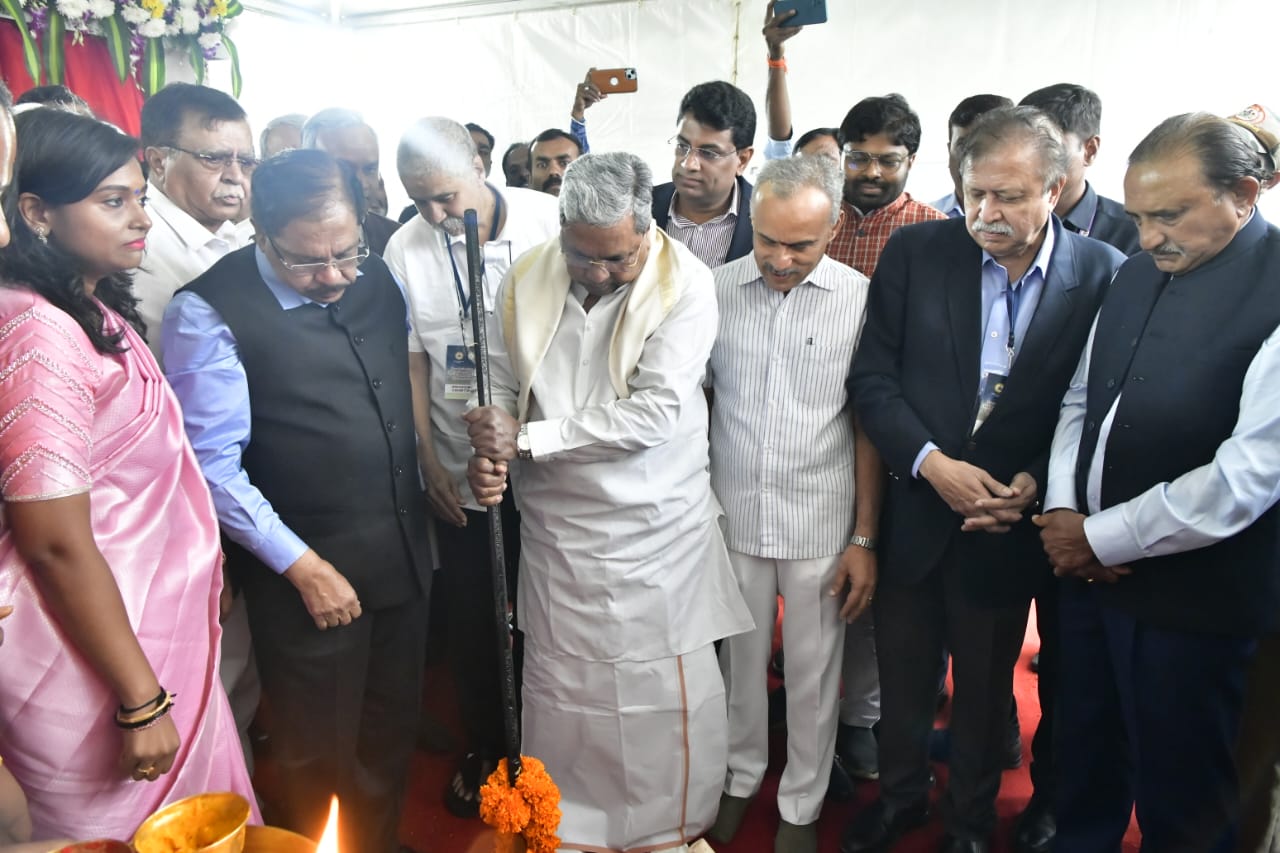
[751,155,844,225]
[957,105,1069,193]
[259,113,306,155]
[302,107,370,149]
[1131,112,1271,195]
[558,152,653,234]
[397,117,478,181]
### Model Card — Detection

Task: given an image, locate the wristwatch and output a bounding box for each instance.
[849,534,877,551]
[516,424,533,461]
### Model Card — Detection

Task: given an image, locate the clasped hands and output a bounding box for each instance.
[919,451,1037,534]
[463,405,520,507]
[1032,510,1132,584]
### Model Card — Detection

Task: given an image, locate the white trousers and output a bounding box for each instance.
[839,603,880,728]
[720,551,848,825]
[522,639,726,853]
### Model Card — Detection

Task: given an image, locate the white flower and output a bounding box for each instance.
[87,0,114,17]
[198,31,221,49]
[120,4,151,24]
[177,8,199,32]
[55,0,89,18]
[137,17,166,37]
[179,0,198,7]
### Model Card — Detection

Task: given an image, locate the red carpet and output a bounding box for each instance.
[261,613,1141,852]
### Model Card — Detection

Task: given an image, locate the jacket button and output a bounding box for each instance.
[398,507,408,515]
[386,419,397,431]
[966,440,977,452]
[1133,375,1144,382]
[1086,420,1096,431]
[354,335,365,345]
[395,465,404,476]
[1105,378,1116,389]
[372,378,383,389]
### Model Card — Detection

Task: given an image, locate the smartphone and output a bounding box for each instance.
[589,67,638,94]
[774,0,827,26]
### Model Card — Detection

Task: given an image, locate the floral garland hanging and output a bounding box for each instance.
[479,756,562,853]
[0,0,245,97]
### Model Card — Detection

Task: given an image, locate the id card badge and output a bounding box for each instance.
[971,371,1008,434]
[444,344,477,400]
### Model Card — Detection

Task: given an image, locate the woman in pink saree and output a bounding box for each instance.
[0,107,255,841]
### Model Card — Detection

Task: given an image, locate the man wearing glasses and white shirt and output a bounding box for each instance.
[134,83,256,360]
[132,81,260,774]
[383,117,559,819]
[652,81,757,268]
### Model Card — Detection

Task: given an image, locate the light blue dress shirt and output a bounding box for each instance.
[911,223,1056,476]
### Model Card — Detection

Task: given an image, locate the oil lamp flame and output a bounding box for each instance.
[316,796,340,853]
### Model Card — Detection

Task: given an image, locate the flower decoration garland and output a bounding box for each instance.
[478,756,562,853]
[0,0,244,97]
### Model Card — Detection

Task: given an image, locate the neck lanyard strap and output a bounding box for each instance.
[1005,281,1024,364]
[445,185,506,319]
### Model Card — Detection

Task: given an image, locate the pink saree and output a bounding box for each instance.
[0,289,257,840]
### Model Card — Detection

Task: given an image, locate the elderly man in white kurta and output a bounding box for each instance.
[704,156,877,853]
[465,151,753,853]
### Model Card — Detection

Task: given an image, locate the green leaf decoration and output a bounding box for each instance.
[43,11,65,86]
[0,0,43,85]
[225,0,244,18]
[142,37,165,97]
[102,13,131,83]
[188,38,205,85]
[221,32,242,98]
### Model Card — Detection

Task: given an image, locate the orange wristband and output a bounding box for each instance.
[767,57,787,71]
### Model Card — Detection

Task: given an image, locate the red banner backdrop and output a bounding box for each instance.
[1,18,144,136]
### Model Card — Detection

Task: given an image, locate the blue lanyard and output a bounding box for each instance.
[1004,281,1024,366]
[445,184,504,318]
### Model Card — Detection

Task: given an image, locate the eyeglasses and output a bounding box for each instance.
[842,150,908,173]
[561,244,643,274]
[266,232,369,274]
[669,136,741,164]
[167,145,260,173]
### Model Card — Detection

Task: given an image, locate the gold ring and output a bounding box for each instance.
[1086,578,1096,584]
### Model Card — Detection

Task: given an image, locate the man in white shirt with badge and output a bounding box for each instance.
[383,116,558,818]
[705,155,877,853]
[464,152,753,853]
[134,83,255,358]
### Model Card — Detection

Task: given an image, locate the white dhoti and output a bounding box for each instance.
[523,639,726,853]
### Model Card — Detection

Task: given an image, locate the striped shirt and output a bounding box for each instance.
[707,253,871,558]
[827,192,946,278]
[666,180,741,268]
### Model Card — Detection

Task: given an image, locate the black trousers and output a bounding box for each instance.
[1236,631,1280,853]
[246,588,426,853]
[874,546,1030,840]
[435,503,522,760]
[1055,579,1254,853]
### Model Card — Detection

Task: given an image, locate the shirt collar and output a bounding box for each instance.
[845,190,913,221]
[146,181,240,251]
[980,217,1056,284]
[669,178,740,227]
[254,244,361,310]
[1062,181,1100,235]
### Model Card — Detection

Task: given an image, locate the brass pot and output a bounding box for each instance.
[241,826,315,853]
[132,792,251,853]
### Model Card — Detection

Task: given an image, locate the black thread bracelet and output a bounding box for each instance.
[119,688,167,715]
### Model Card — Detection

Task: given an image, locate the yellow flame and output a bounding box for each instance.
[316,796,340,853]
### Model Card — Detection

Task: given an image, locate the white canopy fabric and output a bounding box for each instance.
[198,0,1279,219]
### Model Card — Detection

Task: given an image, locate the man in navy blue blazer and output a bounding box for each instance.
[843,107,1124,853]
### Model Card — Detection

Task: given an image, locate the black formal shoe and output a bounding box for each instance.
[1013,796,1056,853]
[839,797,929,853]
[938,835,989,853]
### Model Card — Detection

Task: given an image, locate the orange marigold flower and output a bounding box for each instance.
[479,756,562,853]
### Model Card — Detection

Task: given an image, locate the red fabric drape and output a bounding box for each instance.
[1,18,145,136]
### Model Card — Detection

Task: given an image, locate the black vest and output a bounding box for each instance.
[1076,213,1280,634]
[183,246,429,610]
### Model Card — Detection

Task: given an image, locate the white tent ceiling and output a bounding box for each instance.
[243,0,628,27]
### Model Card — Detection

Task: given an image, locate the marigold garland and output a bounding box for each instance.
[479,756,561,853]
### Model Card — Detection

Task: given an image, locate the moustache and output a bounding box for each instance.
[763,263,797,278]
[440,216,465,237]
[971,220,1015,236]
[542,175,563,190]
[1151,244,1184,257]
